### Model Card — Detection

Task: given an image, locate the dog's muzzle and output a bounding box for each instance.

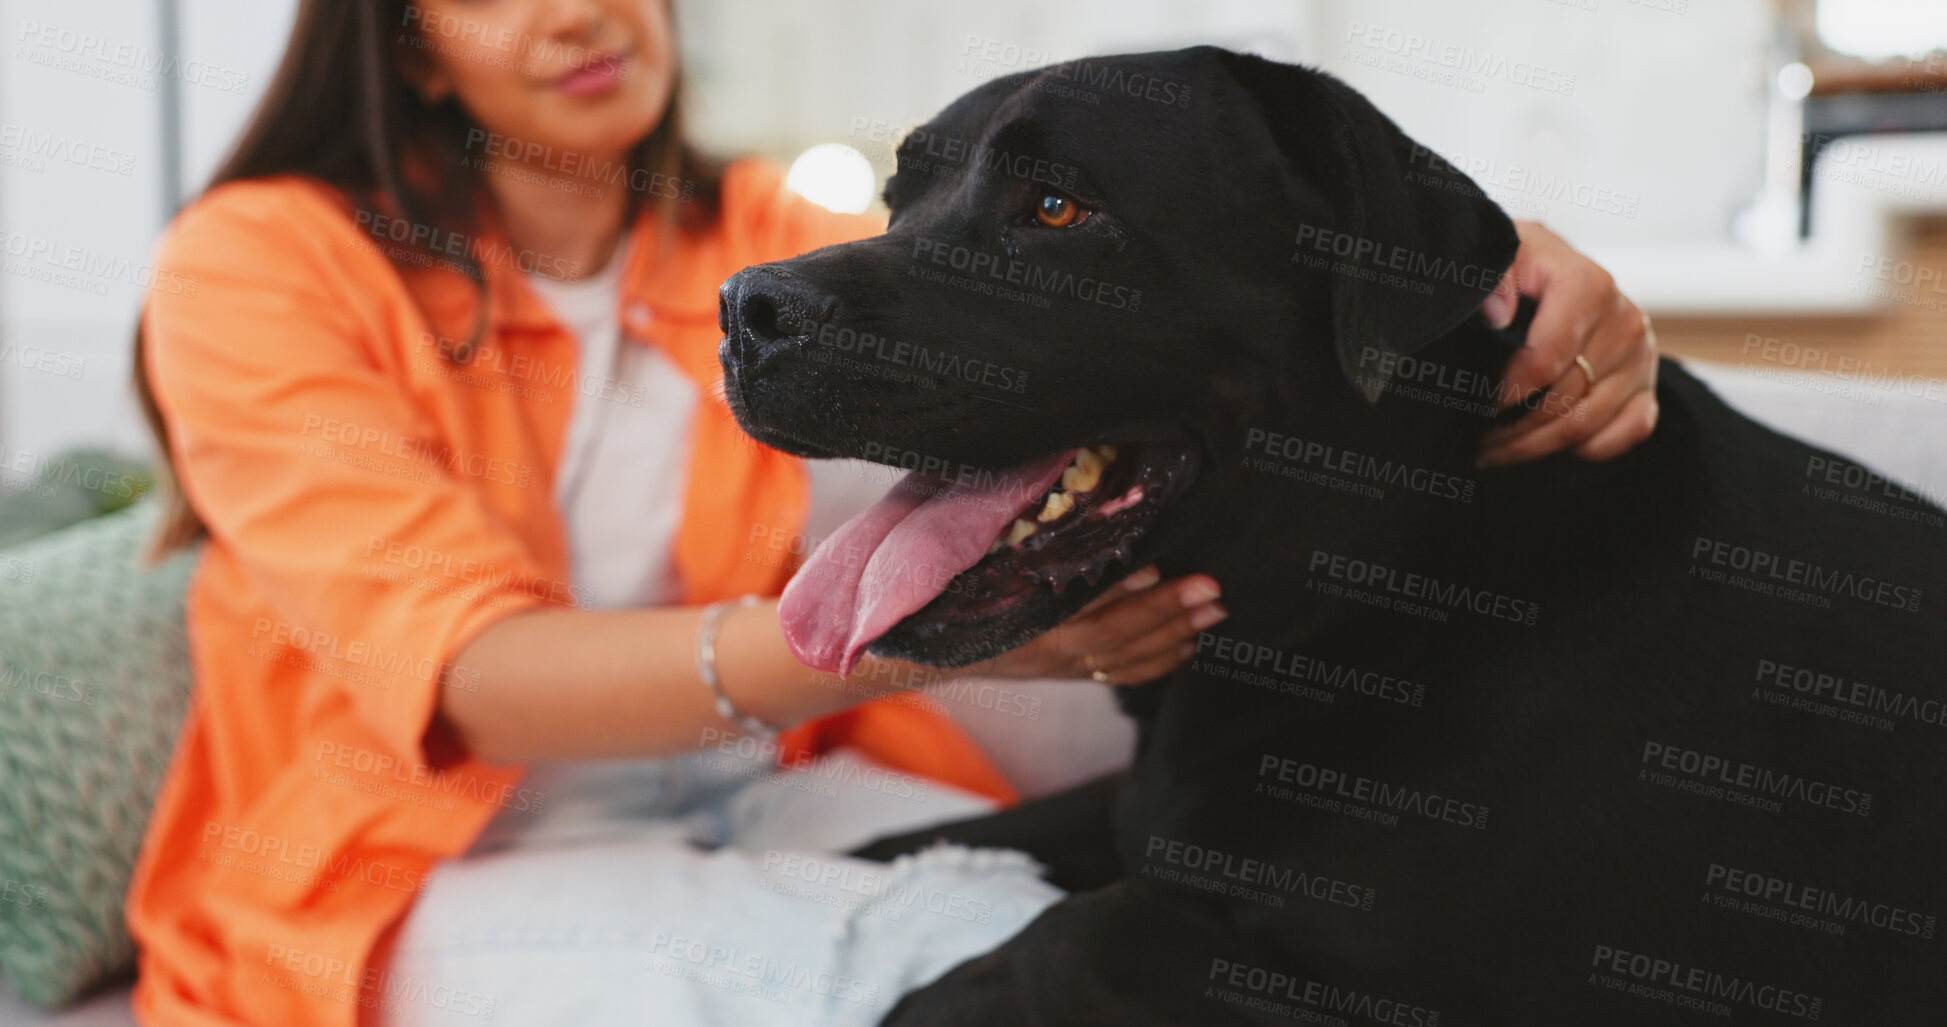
[719,266,837,375]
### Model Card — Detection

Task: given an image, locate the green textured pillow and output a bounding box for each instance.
[0,503,199,1007]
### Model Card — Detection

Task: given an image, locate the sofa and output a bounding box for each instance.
[3,360,1943,1025]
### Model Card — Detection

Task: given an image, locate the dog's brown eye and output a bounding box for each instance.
[1034,195,1089,228]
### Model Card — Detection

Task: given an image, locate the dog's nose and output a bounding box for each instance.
[720,267,833,359]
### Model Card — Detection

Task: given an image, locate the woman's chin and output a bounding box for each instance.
[517,93,670,157]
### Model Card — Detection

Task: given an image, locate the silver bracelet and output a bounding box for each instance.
[695,593,781,739]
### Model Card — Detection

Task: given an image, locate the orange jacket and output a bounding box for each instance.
[127,160,1015,1027]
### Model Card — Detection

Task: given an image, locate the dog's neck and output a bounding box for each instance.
[1366,309,1534,465]
[1170,311,1535,632]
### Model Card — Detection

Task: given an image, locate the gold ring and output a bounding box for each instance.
[1084,653,1111,684]
[1573,354,1597,388]
[1091,670,1113,684]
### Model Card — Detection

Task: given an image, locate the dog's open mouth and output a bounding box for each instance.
[779,439,1199,674]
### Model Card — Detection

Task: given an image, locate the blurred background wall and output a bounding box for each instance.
[1,0,1942,468]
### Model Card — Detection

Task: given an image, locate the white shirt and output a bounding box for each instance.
[527,243,697,610]
[470,248,704,854]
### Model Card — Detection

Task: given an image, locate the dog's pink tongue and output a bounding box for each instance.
[779,451,1073,676]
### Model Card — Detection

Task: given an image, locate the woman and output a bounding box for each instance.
[125,1,1660,1024]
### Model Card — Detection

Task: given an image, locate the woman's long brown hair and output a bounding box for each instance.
[134,0,720,561]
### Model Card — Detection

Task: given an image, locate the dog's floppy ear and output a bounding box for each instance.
[1217,50,1518,403]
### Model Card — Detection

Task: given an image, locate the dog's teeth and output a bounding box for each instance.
[1062,448,1105,493]
[1006,518,1037,546]
[1094,444,1118,464]
[987,537,1007,555]
[1037,490,1075,523]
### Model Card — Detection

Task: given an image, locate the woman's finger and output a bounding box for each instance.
[1059,573,1219,648]
[1494,228,1609,410]
[1480,290,1654,463]
[1480,277,1519,330]
[1581,299,1653,378]
[1479,347,1596,455]
[1091,640,1199,687]
[1029,566,1164,671]
[1574,387,1661,463]
[1477,346,1649,467]
[1073,564,1160,617]
[1479,300,1634,454]
[1096,600,1228,674]
[1497,279,1606,411]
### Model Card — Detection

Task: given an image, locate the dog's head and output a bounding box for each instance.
[720,46,1517,673]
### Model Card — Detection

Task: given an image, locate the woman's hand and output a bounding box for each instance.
[911,566,1226,686]
[1477,220,1660,468]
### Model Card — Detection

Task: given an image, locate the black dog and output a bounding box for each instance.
[721,47,1947,1025]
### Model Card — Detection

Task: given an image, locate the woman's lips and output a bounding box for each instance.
[552,52,627,97]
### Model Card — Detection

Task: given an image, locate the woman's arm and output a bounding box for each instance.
[440,601,853,764]
[440,566,1224,764]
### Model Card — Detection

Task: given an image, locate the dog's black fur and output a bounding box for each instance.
[721,47,1947,1025]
